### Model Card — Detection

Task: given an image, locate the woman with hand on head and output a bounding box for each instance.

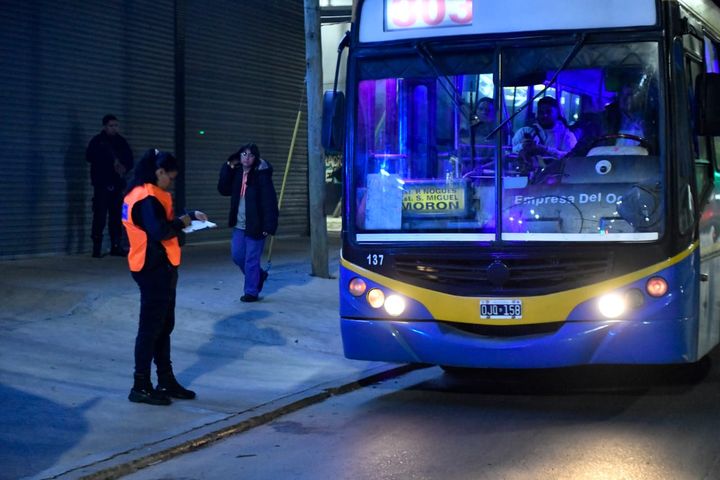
[122,148,207,405]
[218,143,279,303]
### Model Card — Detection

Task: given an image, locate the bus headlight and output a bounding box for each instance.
[597,292,626,319]
[624,288,645,309]
[646,276,668,297]
[348,277,367,296]
[367,288,385,308]
[384,295,406,316]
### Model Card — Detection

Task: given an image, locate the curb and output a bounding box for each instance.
[62,364,422,480]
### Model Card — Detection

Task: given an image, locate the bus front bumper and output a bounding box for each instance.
[340,316,695,368]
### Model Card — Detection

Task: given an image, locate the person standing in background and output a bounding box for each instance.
[86,114,134,257]
[218,143,279,303]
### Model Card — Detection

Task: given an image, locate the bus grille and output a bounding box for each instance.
[443,321,564,337]
[394,254,612,295]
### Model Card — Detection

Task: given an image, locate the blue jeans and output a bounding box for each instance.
[231,228,266,296]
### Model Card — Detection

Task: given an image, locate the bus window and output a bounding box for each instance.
[354,67,499,232]
[500,42,663,240]
[705,37,720,171]
[352,41,665,241]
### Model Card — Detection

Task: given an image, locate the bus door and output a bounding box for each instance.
[687,32,720,356]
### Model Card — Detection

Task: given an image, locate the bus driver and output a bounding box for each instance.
[512,96,577,160]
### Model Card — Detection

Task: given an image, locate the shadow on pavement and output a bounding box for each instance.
[178,310,286,387]
[432,356,713,395]
[0,384,99,480]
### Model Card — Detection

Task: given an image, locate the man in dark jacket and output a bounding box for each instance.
[218,143,279,302]
[86,114,134,257]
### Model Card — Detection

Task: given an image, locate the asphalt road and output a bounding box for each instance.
[124,349,720,480]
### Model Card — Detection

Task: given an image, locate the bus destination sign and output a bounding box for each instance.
[385,0,473,31]
[402,180,469,218]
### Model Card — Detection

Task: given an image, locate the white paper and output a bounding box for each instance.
[183,220,217,233]
[365,173,403,230]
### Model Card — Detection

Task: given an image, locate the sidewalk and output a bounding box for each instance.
[0,235,399,480]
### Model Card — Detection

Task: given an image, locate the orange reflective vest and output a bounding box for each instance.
[122,183,181,272]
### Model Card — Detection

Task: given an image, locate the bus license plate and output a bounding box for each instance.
[480,299,522,319]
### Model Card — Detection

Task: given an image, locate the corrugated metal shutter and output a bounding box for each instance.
[0,1,175,258]
[0,0,309,258]
[183,0,309,244]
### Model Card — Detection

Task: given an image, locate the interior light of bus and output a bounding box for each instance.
[348,278,367,297]
[624,288,645,309]
[384,295,406,317]
[598,293,626,319]
[367,288,385,308]
[646,277,668,297]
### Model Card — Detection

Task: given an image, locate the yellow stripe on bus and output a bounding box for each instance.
[342,242,697,325]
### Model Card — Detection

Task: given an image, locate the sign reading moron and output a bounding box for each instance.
[402,180,470,218]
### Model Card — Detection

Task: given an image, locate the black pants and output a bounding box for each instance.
[91,185,123,246]
[131,265,178,377]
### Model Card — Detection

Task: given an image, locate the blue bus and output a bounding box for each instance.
[324,0,720,368]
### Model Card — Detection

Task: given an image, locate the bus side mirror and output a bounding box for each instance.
[696,73,720,136]
[322,90,346,154]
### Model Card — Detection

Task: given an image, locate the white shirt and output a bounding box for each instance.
[512,122,577,157]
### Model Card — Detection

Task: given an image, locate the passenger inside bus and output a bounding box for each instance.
[506,96,577,180]
[473,97,496,138]
[582,76,657,156]
[468,96,501,166]
[511,96,577,160]
[598,83,654,152]
[613,86,646,138]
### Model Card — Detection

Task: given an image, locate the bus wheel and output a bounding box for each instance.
[664,356,712,385]
[440,365,481,377]
[684,356,712,383]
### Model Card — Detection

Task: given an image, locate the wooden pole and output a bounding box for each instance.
[304,0,329,278]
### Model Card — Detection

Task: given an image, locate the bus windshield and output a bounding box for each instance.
[352,41,663,242]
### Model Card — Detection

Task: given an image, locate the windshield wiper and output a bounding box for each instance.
[487,33,587,141]
[415,42,476,125]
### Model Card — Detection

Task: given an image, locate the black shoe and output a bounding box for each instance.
[241,294,259,302]
[157,380,196,400]
[92,251,103,258]
[258,270,269,293]
[128,387,172,406]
